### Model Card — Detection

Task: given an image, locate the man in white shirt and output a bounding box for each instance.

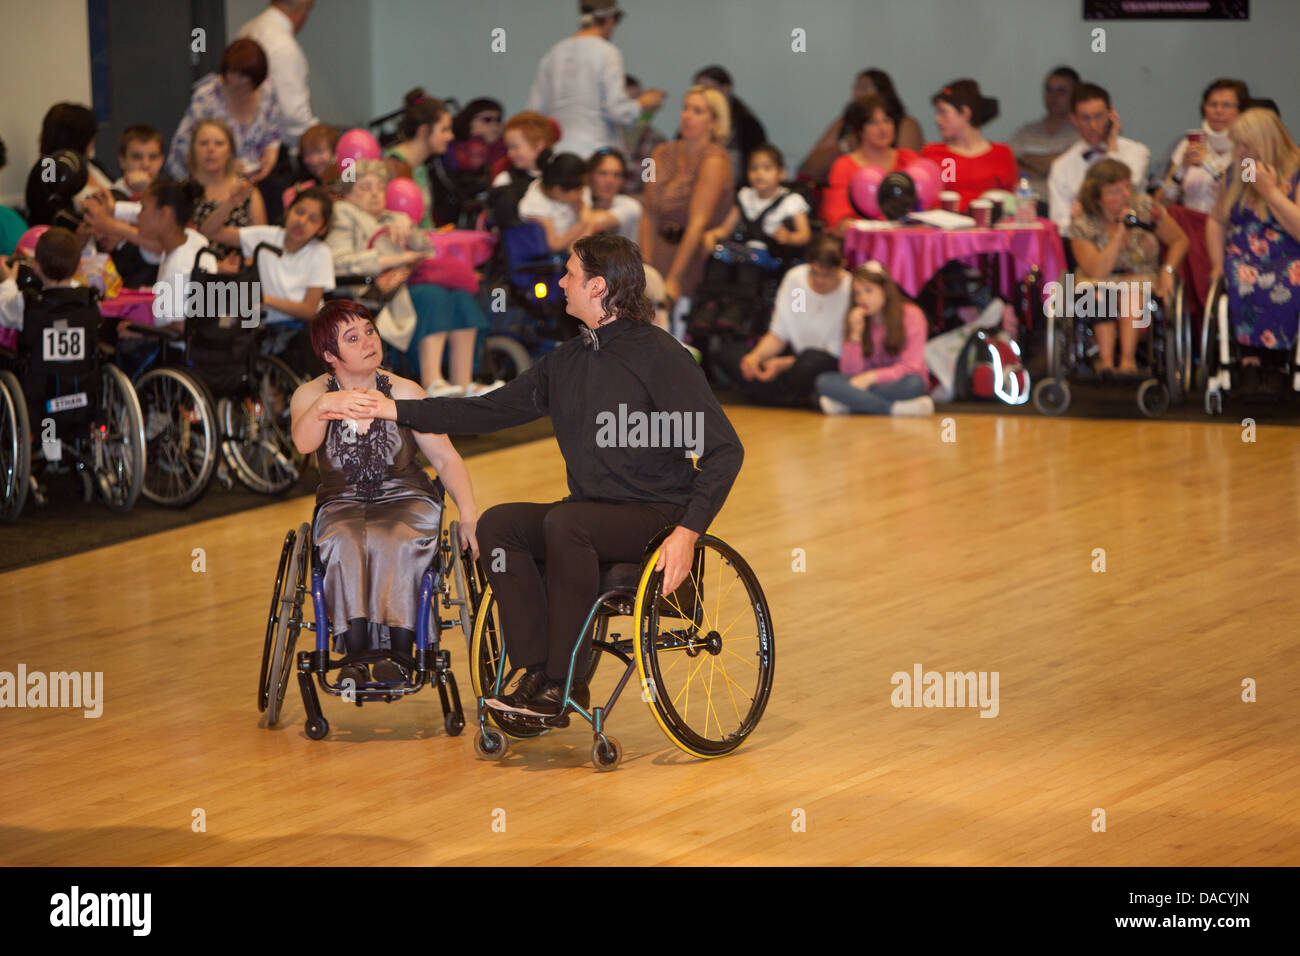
[527,2,666,159]
[1047,83,1151,231]
[238,0,318,222]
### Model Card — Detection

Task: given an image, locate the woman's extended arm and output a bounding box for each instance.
[289,377,380,454]
[263,287,325,322]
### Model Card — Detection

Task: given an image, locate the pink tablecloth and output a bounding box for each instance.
[842,219,1067,298]
[98,289,158,323]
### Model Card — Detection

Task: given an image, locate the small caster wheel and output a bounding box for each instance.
[1032,378,1071,415]
[1204,389,1223,416]
[1136,378,1169,418]
[474,727,507,760]
[444,712,465,737]
[592,735,622,772]
[305,716,329,740]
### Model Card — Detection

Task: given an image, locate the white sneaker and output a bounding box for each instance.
[818,395,850,415]
[464,379,505,397]
[890,395,936,417]
[426,380,464,398]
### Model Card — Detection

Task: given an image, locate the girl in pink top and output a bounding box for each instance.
[815,261,934,416]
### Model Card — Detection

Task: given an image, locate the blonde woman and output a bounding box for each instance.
[639,86,734,311]
[187,118,267,262]
[1206,108,1300,353]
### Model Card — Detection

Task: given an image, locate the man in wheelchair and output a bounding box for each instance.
[353,234,744,721]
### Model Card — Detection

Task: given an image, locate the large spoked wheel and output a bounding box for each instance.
[448,520,482,658]
[481,335,532,384]
[0,371,31,523]
[95,364,146,513]
[135,367,218,507]
[633,534,774,758]
[265,521,309,726]
[469,586,546,740]
[1197,278,1226,394]
[259,526,297,713]
[222,354,305,494]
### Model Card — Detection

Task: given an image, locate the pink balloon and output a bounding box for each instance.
[336,128,381,166]
[15,225,50,256]
[904,158,942,210]
[849,165,885,220]
[385,177,425,223]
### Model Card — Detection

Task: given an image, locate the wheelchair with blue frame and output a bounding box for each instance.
[1197,275,1300,414]
[470,527,775,771]
[1031,271,1192,418]
[126,244,308,506]
[0,280,145,521]
[259,482,481,739]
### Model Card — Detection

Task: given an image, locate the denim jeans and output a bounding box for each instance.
[814,372,927,414]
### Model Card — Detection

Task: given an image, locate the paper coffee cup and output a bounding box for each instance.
[1186,130,1206,145]
[939,191,961,212]
[970,199,993,228]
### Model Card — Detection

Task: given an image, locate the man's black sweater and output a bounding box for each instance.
[394,318,744,535]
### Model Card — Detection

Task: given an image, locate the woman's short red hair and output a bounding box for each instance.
[311,299,375,367]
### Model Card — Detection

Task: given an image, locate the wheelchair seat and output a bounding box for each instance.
[599,561,643,593]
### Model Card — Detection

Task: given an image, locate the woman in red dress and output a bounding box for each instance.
[922,79,1017,212]
[822,95,920,232]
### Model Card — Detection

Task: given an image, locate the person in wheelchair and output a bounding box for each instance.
[1206,107,1300,389]
[353,234,744,721]
[1065,159,1188,376]
[289,298,480,685]
[690,143,811,341]
[326,159,493,397]
[0,227,83,330]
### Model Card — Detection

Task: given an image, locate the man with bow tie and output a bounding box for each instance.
[1048,82,1151,231]
[351,233,744,721]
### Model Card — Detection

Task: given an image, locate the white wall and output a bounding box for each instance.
[0,0,92,205]
[371,0,1300,177]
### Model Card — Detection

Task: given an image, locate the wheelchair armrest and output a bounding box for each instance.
[126,322,185,342]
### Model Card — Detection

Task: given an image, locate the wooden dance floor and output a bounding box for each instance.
[3,408,1298,866]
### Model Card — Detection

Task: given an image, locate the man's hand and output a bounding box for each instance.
[655,526,699,595]
[755,355,794,382]
[316,387,380,421]
[738,351,761,381]
[1106,107,1122,152]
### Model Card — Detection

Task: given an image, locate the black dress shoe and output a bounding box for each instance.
[337,663,369,688]
[511,679,590,719]
[486,669,547,712]
[371,659,410,684]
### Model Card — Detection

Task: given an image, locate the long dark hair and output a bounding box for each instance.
[39,103,98,155]
[573,234,653,324]
[145,178,205,228]
[850,263,907,358]
[399,88,449,140]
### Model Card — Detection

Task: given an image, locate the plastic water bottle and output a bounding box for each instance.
[1015,177,1038,225]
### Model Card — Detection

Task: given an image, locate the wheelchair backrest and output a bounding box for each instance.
[181,242,281,395]
[17,286,103,426]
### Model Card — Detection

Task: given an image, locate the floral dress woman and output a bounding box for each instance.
[1224,169,1300,349]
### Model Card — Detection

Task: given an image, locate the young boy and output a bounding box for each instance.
[112,126,167,200]
[0,227,84,330]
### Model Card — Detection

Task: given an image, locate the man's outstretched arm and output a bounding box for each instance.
[362,362,551,435]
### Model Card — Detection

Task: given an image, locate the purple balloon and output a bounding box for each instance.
[386,176,425,223]
[904,158,942,210]
[849,165,886,219]
[337,128,381,166]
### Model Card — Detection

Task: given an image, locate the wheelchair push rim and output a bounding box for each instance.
[0,370,31,523]
[469,584,547,740]
[221,354,306,495]
[135,366,219,507]
[633,534,774,759]
[265,521,309,725]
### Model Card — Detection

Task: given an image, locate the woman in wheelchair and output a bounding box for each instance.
[1066,159,1188,375]
[355,235,744,723]
[1206,108,1300,371]
[289,299,480,685]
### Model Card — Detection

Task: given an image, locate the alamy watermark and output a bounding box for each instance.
[890,663,999,718]
[1045,273,1156,327]
[152,276,261,327]
[594,404,703,458]
[1,664,103,717]
[50,886,150,935]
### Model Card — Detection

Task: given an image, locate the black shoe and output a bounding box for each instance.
[337,662,369,688]
[509,678,590,719]
[486,668,547,712]
[371,659,410,684]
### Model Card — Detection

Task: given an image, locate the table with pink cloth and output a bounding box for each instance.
[842,219,1067,299]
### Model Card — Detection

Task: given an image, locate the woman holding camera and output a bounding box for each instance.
[1067,159,1188,375]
